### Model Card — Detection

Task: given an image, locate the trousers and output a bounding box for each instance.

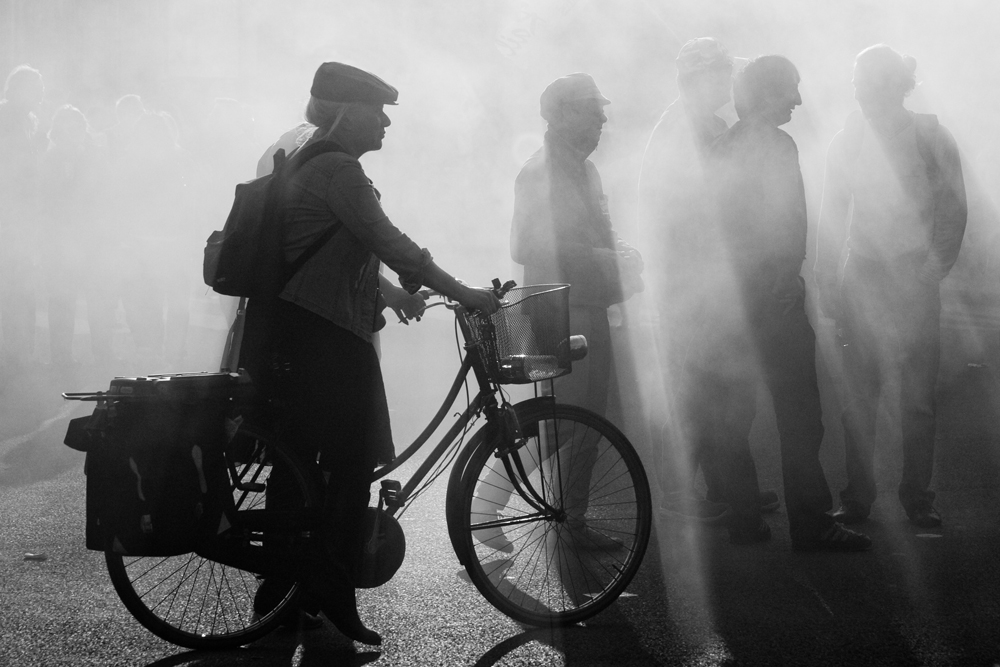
[723,285,834,542]
[838,253,940,512]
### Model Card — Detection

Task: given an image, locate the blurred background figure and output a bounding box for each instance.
[511,73,643,419]
[117,110,195,372]
[638,37,777,524]
[713,55,870,550]
[0,65,46,374]
[38,104,115,373]
[104,94,146,161]
[472,73,643,553]
[815,45,967,529]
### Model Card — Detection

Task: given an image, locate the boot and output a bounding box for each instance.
[319,583,381,645]
[306,564,381,645]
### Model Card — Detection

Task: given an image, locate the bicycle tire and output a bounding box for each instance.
[452,402,651,626]
[445,425,496,567]
[105,440,320,650]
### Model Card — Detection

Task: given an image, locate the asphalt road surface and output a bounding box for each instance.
[1,311,999,666]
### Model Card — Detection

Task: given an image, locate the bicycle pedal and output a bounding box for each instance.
[235,481,266,493]
[380,479,404,509]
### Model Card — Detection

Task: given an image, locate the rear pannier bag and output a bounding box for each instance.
[65,373,244,556]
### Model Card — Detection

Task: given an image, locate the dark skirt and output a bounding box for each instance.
[240,297,395,469]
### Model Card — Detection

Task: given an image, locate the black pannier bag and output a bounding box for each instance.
[64,373,247,556]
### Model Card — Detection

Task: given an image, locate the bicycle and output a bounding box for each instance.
[63,281,652,650]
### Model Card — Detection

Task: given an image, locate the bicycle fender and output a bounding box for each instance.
[510,395,556,416]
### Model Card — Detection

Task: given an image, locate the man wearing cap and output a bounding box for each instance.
[242,62,499,643]
[511,72,642,400]
[484,73,641,550]
[468,74,641,554]
[638,37,777,528]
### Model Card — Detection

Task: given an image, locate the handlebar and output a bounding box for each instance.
[418,278,517,312]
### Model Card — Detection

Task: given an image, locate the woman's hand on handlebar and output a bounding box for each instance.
[419,262,501,315]
[458,285,501,316]
[387,289,428,324]
[379,277,428,324]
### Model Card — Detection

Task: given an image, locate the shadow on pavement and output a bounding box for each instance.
[473,615,663,667]
[140,634,382,667]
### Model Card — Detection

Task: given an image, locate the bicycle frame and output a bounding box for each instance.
[371,308,505,517]
[369,300,579,530]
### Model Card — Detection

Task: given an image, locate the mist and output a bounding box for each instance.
[2,0,997,527]
[3,1,1000,663]
[1,0,996,505]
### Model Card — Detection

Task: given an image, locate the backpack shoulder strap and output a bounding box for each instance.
[277,140,350,284]
[283,220,343,283]
[271,147,288,175]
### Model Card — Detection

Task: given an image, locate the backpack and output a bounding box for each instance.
[203,140,346,299]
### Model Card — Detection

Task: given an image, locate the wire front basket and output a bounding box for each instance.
[466,284,572,385]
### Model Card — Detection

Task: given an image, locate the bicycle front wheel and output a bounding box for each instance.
[105,440,319,650]
[453,402,651,626]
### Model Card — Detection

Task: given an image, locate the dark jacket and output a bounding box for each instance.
[712,116,809,292]
[279,148,432,343]
[510,130,626,308]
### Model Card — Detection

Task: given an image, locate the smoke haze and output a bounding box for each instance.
[2,0,998,483]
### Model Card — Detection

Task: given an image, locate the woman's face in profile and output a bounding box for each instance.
[349,104,391,154]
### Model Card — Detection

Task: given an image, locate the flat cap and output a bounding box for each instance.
[676,37,733,75]
[539,73,610,122]
[311,62,398,105]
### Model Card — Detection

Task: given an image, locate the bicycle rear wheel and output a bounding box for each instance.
[105,439,319,650]
[452,402,651,626]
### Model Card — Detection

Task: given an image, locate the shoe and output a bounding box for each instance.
[792,522,873,552]
[831,502,870,525]
[563,521,625,552]
[906,502,942,528]
[308,568,381,645]
[729,516,772,545]
[660,496,731,525]
[759,490,780,514]
[319,587,381,645]
[694,499,732,525]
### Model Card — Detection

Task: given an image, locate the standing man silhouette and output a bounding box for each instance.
[816,45,966,528]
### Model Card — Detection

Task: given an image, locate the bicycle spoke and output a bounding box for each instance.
[160,556,197,623]
[457,404,651,626]
[128,555,189,588]
[472,511,549,531]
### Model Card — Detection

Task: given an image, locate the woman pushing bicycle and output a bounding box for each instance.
[239,62,500,645]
